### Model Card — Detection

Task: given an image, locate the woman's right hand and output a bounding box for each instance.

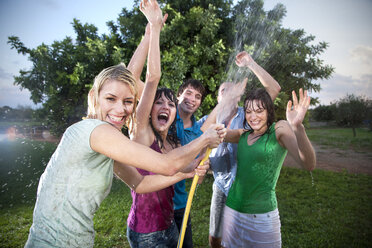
[144,14,168,36]
[140,0,163,28]
[203,123,226,149]
[235,51,253,68]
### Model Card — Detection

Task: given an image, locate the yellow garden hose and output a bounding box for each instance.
[177,148,212,248]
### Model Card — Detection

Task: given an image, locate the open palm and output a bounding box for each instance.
[286,88,311,127]
[140,0,163,26]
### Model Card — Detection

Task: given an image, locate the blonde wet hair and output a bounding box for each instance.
[87,63,138,133]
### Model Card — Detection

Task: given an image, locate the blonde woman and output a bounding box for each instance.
[25,17,225,248]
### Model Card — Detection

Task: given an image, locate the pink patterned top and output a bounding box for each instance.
[127,140,175,233]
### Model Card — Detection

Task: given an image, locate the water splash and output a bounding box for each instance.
[309,171,322,218]
[215,6,278,125]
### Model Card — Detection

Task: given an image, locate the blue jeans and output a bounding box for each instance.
[127,221,179,248]
[174,208,193,248]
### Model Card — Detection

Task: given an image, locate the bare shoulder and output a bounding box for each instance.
[275,120,292,138]
[275,120,289,130]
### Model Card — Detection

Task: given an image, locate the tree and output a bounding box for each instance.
[312,104,336,122]
[0,106,34,121]
[9,0,333,134]
[112,0,333,120]
[8,19,129,135]
[334,94,369,137]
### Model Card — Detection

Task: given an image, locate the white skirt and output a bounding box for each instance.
[222,206,281,248]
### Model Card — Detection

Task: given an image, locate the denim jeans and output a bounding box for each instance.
[127,221,178,248]
[174,208,193,248]
[209,183,227,238]
[127,221,179,248]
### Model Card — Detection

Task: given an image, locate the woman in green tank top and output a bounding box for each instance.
[221,52,316,248]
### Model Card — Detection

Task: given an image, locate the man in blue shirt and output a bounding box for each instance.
[174,78,206,248]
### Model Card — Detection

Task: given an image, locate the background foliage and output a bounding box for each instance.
[311,94,372,135]
[8,0,333,135]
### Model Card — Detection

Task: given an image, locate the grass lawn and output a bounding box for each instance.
[306,127,372,151]
[0,127,371,247]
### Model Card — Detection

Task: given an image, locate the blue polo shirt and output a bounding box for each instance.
[173,110,204,210]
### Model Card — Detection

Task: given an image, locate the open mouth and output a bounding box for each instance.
[157,113,169,125]
[108,115,125,124]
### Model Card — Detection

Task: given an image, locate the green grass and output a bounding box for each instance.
[0,139,56,208]
[0,128,372,247]
[306,127,372,151]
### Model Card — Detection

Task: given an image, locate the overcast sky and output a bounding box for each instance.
[0,0,371,108]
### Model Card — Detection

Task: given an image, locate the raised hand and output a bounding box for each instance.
[235,51,253,68]
[286,88,311,127]
[140,0,163,28]
[144,14,168,35]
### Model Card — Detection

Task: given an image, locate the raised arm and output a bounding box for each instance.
[132,0,163,145]
[126,27,149,98]
[235,51,281,100]
[276,89,316,171]
[127,3,167,99]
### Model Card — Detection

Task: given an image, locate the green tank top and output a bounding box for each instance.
[226,123,287,214]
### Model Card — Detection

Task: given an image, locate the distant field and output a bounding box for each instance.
[307,127,372,151]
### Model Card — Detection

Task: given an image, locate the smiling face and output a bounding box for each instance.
[97,79,135,130]
[151,92,177,133]
[177,86,202,115]
[245,99,268,134]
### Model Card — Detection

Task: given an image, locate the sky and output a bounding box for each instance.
[0,0,371,108]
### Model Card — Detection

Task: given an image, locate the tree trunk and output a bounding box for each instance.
[352,127,356,137]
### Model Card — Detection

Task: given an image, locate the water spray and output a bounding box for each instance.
[178,6,276,246]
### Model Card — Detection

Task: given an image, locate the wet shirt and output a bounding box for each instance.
[127,140,174,233]
[25,119,113,248]
[200,107,246,196]
[226,123,288,214]
[174,110,203,210]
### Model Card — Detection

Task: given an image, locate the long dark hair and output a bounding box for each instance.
[150,87,179,149]
[243,88,276,143]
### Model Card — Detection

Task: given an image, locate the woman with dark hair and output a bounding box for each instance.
[124,85,211,247]
[117,1,219,247]
[221,51,316,248]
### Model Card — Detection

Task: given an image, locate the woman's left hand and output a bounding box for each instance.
[286,88,311,127]
[195,158,210,177]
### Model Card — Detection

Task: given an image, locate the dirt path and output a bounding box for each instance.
[283,143,372,176]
